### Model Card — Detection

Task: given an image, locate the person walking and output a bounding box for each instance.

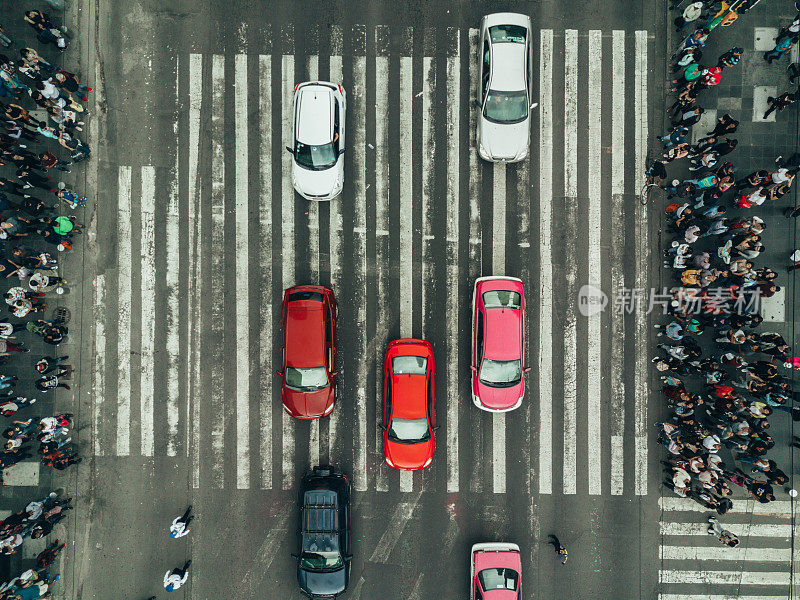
[547,535,568,564]
[765,33,799,63]
[763,90,799,119]
[707,113,739,137]
[672,106,704,128]
[717,46,743,69]
[164,561,192,592]
[707,516,740,546]
[169,506,194,538]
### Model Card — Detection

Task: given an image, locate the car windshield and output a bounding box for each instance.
[388,418,430,444]
[392,355,427,375]
[294,141,337,170]
[489,25,527,44]
[483,90,528,124]
[483,290,521,309]
[299,551,343,572]
[478,568,519,591]
[285,366,328,391]
[479,358,521,387]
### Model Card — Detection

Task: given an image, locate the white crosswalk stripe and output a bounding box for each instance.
[658,497,796,598]
[95,27,651,497]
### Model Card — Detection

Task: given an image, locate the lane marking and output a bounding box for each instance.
[538,28,554,495]
[609,30,625,496]
[281,54,296,490]
[92,275,105,457]
[634,29,649,496]
[210,55,226,488]
[306,55,320,470]
[468,27,483,495]
[166,57,180,458]
[445,40,460,494]
[353,55,368,492]
[327,55,343,462]
[116,165,132,457]
[140,166,156,457]
[562,29,578,495]
[369,491,423,562]
[259,54,273,489]
[659,497,792,515]
[399,55,413,340]
[661,522,794,537]
[235,54,251,489]
[492,162,506,495]
[587,29,602,496]
[375,52,389,493]
[659,570,799,585]
[188,54,203,487]
[661,544,792,562]
[236,505,293,598]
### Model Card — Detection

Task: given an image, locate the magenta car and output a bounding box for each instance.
[471,276,528,412]
[471,542,522,600]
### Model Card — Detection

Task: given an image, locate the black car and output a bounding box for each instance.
[294,465,351,598]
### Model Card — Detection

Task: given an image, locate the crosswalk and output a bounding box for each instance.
[658,497,798,599]
[91,26,652,495]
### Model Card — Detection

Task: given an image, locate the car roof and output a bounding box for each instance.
[286,300,325,367]
[391,374,427,419]
[297,85,334,146]
[483,307,521,361]
[489,43,527,92]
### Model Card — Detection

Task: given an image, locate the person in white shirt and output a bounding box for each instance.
[164,560,191,592]
[169,506,193,539]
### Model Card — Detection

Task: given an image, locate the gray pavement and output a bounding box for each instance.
[0,1,723,600]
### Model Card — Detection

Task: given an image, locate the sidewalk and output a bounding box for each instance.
[659,1,800,598]
[0,0,87,587]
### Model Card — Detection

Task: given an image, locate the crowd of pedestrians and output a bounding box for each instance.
[0,491,69,599]
[0,8,88,483]
[651,1,799,519]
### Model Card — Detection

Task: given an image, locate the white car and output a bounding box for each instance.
[287,81,346,201]
[476,13,533,163]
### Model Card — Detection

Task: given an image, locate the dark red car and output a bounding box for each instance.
[381,339,436,470]
[279,285,337,419]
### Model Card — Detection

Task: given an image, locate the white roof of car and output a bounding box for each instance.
[489,43,527,92]
[297,85,333,146]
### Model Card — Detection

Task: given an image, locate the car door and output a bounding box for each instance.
[384,369,392,427]
[480,36,491,106]
[427,364,435,428]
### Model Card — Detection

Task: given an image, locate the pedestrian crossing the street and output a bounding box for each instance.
[92,26,652,496]
[658,497,797,599]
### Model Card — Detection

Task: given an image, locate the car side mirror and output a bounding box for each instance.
[291,553,299,559]
[331,371,339,377]
[470,365,477,372]
[276,370,283,377]
[433,425,440,431]
[530,102,538,109]
[285,146,293,154]
[344,554,353,561]
[474,99,481,108]
[378,423,386,431]
[338,147,346,155]
[523,367,532,373]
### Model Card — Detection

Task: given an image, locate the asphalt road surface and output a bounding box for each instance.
[64,0,689,599]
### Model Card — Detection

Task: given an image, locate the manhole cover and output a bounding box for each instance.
[52,307,70,324]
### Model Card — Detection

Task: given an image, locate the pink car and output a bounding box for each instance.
[471,542,521,600]
[471,276,528,412]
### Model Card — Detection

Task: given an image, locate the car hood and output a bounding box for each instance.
[478,117,530,160]
[384,437,434,469]
[298,566,348,598]
[473,379,523,410]
[293,159,343,198]
[283,385,334,418]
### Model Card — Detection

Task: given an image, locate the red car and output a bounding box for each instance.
[471,276,528,412]
[470,543,522,600]
[381,339,436,470]
[279,285,337,419]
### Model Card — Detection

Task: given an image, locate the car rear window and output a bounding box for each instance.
[483,290,521,309]
[288,290,324,303]
[489,25,526,44]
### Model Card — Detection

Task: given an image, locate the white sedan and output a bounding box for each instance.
[287,81,346,201]
[476,13,533,163]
